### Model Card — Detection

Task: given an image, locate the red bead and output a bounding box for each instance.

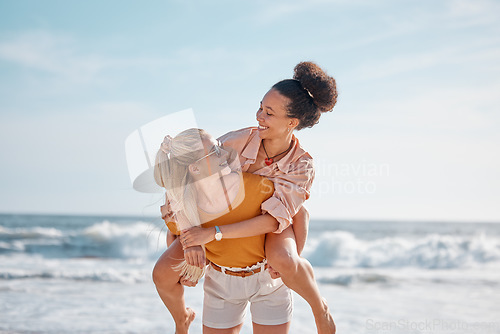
[265,158,273,166]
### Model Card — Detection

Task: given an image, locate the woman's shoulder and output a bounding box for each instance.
[286,136,314,169]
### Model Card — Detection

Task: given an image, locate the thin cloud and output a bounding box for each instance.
[0,31,107,83]
[0,30,267,88]
[341,81,500,132]
[253,0,377,24]
[349,36,500,81]
[446,0,500,27]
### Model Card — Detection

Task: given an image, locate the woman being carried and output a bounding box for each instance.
[179,61,338,333]
[153,128,292,333]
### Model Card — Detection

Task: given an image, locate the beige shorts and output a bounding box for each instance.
[203,263,293,329]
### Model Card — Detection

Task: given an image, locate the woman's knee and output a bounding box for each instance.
[265,227,301,270]
[266,244,300,272]
[152,253,180,286]
[152,258,167,286]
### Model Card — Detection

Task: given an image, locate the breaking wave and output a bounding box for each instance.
[0,221,167,260]
[306,231,500,269]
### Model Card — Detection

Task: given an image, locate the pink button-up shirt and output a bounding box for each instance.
[218,127,315,233]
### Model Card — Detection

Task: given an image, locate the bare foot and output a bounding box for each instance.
[175,307,196,334]
[315,298,336,334]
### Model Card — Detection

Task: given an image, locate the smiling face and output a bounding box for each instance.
[256,89,299,140]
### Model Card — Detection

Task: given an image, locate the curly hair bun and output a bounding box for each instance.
[293,61,338,112]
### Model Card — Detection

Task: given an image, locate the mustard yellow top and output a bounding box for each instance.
[166,172,274,268]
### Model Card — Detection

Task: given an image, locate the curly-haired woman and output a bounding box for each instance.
[156,61,338,333]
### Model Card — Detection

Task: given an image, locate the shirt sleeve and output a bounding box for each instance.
[217,127,253,152]
[218,127,255,172]
[261,156,315,233]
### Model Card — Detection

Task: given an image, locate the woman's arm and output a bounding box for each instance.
[218,213,279,238]
[180,213,278,248]
[262,156,315,234]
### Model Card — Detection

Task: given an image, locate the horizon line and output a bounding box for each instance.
[0,211,498,225]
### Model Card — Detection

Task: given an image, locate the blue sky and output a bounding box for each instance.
[1,0,499,222]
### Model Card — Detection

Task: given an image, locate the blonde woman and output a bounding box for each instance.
[153,128,292,334]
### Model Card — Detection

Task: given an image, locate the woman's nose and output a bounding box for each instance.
[256,109,263,121]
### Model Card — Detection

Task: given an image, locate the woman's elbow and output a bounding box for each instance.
[263,214,280,233]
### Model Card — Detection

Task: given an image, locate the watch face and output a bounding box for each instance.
[215,226,222,241]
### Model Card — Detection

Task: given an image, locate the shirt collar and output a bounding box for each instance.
[240,130,306,173]
[274,134,300,173]
[240,129,261,162]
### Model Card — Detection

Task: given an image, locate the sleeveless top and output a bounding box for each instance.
[167,172,274,267]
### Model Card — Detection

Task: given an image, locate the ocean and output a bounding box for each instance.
[1,214,499,333]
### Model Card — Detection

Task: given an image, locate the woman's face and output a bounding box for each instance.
[256,89,297,140]
[192,135,231,178]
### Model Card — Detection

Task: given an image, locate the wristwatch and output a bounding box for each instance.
[214,226,223,241]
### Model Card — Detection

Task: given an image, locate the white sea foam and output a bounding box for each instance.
[2,220,500,271]
[306,231,500,269]
[0,220,167,259]
[0,265,150,283]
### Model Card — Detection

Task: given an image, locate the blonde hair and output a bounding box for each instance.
[154,128,210,282]
[154,128,210,230]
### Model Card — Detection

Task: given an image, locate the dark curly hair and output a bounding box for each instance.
[272,61,338,130]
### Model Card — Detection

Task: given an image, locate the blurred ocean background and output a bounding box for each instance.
[1,213,499,333]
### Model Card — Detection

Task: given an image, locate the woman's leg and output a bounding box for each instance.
[265,220,336,333]
[291,205,309,256]
[203,324,243,334]
[267,206,308,278]
[152,238,196,334]
[253,322,290,334]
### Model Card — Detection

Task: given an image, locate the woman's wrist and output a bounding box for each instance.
[208,226,216,242]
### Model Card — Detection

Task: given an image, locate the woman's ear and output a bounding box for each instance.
[188,163,201,175]
[288,118,299,130]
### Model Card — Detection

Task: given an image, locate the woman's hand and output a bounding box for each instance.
[181,227,214,249]
[160,197,175,222]
[183,245,206,269]
[180,276,198,287]
[267,265,282,279]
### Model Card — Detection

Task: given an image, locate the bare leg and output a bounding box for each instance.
[268,206,308,278]
[203,323,243,334]
[265,227,335,334]
[253,321,290,334]
[152,238,196,334]
[291,205,309,256]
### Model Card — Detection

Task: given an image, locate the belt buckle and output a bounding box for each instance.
[240,269,254,278]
